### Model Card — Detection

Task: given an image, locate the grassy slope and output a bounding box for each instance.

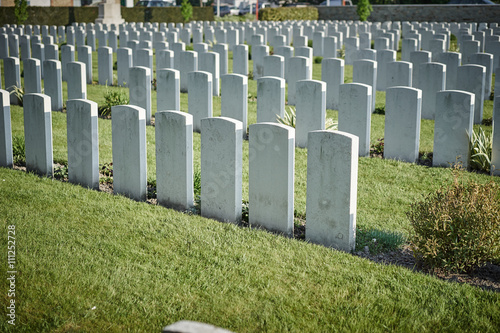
[0,168,499,332]
[1,42,499,331]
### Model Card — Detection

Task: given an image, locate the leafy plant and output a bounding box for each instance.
[99,162,113,184]
[374,106,385,115]
[356,0,373,22]
[355,227,406,254]
[337,46,345,59]
[276,106,296,128]
[9,85,24,106]
[468,127,493,173]
[12,135,25,166]
[54,164,69,181]
[277,107,338,130]
[180,0,193,23]
[407,169,500,273]
[314,56,323,64]
[370,138,384,156]
[98,89,129,118]
[14,0,28,25]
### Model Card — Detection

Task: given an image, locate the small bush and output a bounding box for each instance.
[98,90,129,118]
[12,135,25,166]
[314,56,323,64]
[370,138,384,156]
[468,127,493,173]
[259,7,318,21]
[374,106,385,115]
[356,227,406,254]
[407,170,500,273]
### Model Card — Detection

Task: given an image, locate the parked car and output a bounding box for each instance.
[214,5,231,17]
[135,0,176,7]
[229,6,240,15]
[319,0,353,5]
[239,3,270,15]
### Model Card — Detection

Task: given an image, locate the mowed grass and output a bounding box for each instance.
[1,168,500,332]
[1,43,499,331]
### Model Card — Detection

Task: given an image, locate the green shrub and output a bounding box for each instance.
[12,135,25,166]
[181,0,193,22]
[277,106,337,130]
[14,0,28,25]
[356,0,373,22]
[355,227,406,254]
[468,127,493,173]
[407,171,500,273]
[259,7,318,21]
[98,89,129,118]
[314,56,323,64]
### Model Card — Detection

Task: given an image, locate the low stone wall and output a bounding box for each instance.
[318,5,500,23]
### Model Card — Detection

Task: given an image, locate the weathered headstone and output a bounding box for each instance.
[386,61,413,88]
[221,73,248,136]
[338,83,372,156]
[155,111,194,210]
[199,51,220,97]
[213,43,228,75]
[61,44,75,82]
[263,55,285,79]
[180,50,198,93]
[233,44,248,76]
[4,57,21,105]
[201,117,243,223]
[249,122,295,236]
[43,60,63,111]
[384,87,422,163]
[112,105,147,201]
[469,52,494,99]
[257,77,285,123]
[24,58,42,94]
[117,47,132,87]
[306,130,358,252]
[78,45,93,84]
[295,79,326,148]
[322,58,344,110]
[67,62,87,100]
[129,66,152,125]
[433,91,474,168]
[287,56,310,106]
[188,71,213,132]
[23,93,53,177]
[157,68,180,112]
[353,59,377,112]
[0,90,13,168]
[419,62,446,120]
[456,64,486,124]
[376,49,396,91]
[66,99,99,190]
[98,46,113,86]
[434,52,461,90]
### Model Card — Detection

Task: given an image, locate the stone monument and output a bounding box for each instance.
[95,0,125,26]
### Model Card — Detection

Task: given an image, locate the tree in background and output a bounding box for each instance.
[181,0,193,23]
[357,0,373,21]
[14,0,28,25]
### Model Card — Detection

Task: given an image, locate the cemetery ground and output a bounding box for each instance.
[1,47,500,331]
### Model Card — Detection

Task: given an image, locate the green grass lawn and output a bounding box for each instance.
[1,44,499,332]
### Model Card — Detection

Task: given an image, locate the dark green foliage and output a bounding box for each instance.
[98,90,129,118]
[407,171,500,273]
[14,0,28,25]
[373,106,385,114]
[314,56,323,64]
[99,162,113,184]
[356,0,373,22]
[259,7,318,21]
[121,7,213,23]
[355,227,406,254]
[0,6,98,25]
[193,168,201,198]
[53,164,69,181]
[181,0,193,22]
[12,135,25,166]
[370,138,384,156]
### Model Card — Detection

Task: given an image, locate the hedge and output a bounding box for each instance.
[0,6,213,26]
[258,7,319,21]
